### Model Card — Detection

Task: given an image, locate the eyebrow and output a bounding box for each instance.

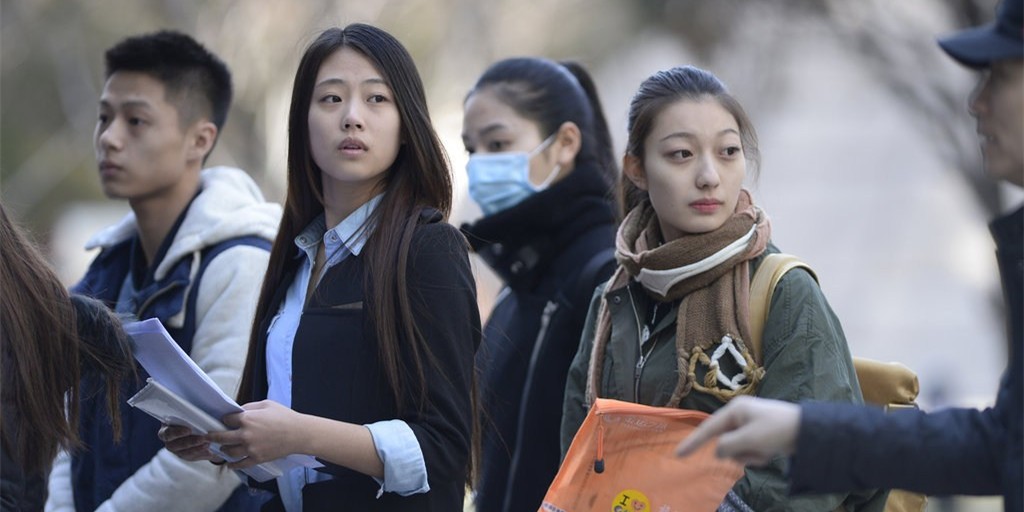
[659,128,740,142]
[462,122,509,142]
[98,99,153,111]
[314,77,388,88]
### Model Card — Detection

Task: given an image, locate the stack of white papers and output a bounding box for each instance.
[125,318,321,482]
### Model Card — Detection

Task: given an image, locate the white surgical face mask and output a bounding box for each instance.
[467,135,561,216]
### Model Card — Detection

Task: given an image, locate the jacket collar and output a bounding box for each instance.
[84,166,282,281]
[461,162,615,290]
[990,205,1023,259]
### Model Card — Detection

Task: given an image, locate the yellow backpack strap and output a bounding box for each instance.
[747,253,817,363]
[748,253,921,410]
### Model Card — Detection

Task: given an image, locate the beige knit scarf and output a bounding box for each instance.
[585,189,771,407]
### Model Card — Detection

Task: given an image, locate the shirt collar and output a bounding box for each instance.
[293,194,383,265]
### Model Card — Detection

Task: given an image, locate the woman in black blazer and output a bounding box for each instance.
[162,24,479,511]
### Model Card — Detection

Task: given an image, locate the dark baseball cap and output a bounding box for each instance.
[938,0,1023,68]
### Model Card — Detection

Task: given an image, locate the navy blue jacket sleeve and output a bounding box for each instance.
[790,386,1009,496]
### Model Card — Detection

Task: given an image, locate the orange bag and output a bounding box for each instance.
[540,398,744,512]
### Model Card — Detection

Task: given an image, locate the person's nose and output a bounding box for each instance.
[342,102,364,131]
[96,119,123,153]
[695,154,721,189]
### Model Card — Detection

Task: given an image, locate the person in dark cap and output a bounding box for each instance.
[675,0,1023,510]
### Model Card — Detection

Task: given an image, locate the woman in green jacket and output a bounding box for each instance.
[560,65,886,511]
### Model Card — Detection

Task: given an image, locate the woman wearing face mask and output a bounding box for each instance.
[560,66,888,511]
[460,57,618,512]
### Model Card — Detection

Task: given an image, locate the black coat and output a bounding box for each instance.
[789,206,1022,511]
[462,163,616,512]
[245,211,480,511]
[1,408,46,512]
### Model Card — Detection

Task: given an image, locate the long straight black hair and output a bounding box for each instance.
[238,23,453,421]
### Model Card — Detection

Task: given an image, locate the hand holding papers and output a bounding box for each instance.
[125,318,321,482]
[129,378,287,482]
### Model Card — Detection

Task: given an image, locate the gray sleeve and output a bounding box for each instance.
[559,284,606,458]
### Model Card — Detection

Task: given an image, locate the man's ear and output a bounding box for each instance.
[622,153,647,190]
[187,120,218,163]
[553,121,582,169]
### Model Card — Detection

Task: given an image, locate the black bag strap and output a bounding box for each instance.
[573,247,616,306]
[180,235,272,342]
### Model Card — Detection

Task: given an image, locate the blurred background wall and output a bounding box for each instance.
[2,2,1018,509]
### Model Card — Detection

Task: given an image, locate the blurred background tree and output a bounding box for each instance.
[4,0,1005,232]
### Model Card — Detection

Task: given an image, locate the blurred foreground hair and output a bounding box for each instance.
[0,202,135,475]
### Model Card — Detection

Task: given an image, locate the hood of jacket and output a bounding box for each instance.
[82,166,282,280]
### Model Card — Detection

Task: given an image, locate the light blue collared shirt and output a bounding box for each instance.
[264,195,429,511]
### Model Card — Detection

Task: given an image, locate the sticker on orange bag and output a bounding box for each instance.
[612,489,649,512]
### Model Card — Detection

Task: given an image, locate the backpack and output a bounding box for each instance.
[748,253,927,512]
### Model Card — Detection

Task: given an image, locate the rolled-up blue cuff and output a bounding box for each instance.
[365,419,430,497]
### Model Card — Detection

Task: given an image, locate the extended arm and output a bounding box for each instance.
[678,394,1008,497]
[791,399,1006,496]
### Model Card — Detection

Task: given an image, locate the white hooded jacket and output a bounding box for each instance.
[47,166,282,512]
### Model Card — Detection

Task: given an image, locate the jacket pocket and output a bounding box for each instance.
[329,301,363,311]
[305,300,363,313]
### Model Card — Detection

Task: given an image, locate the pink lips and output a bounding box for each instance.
[689,198,722,214]
[98,160,121,178]
[338,138,367,155]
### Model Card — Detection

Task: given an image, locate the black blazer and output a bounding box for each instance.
[248,211,480,511]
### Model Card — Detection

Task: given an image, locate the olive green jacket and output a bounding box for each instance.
[560,249,887,512]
